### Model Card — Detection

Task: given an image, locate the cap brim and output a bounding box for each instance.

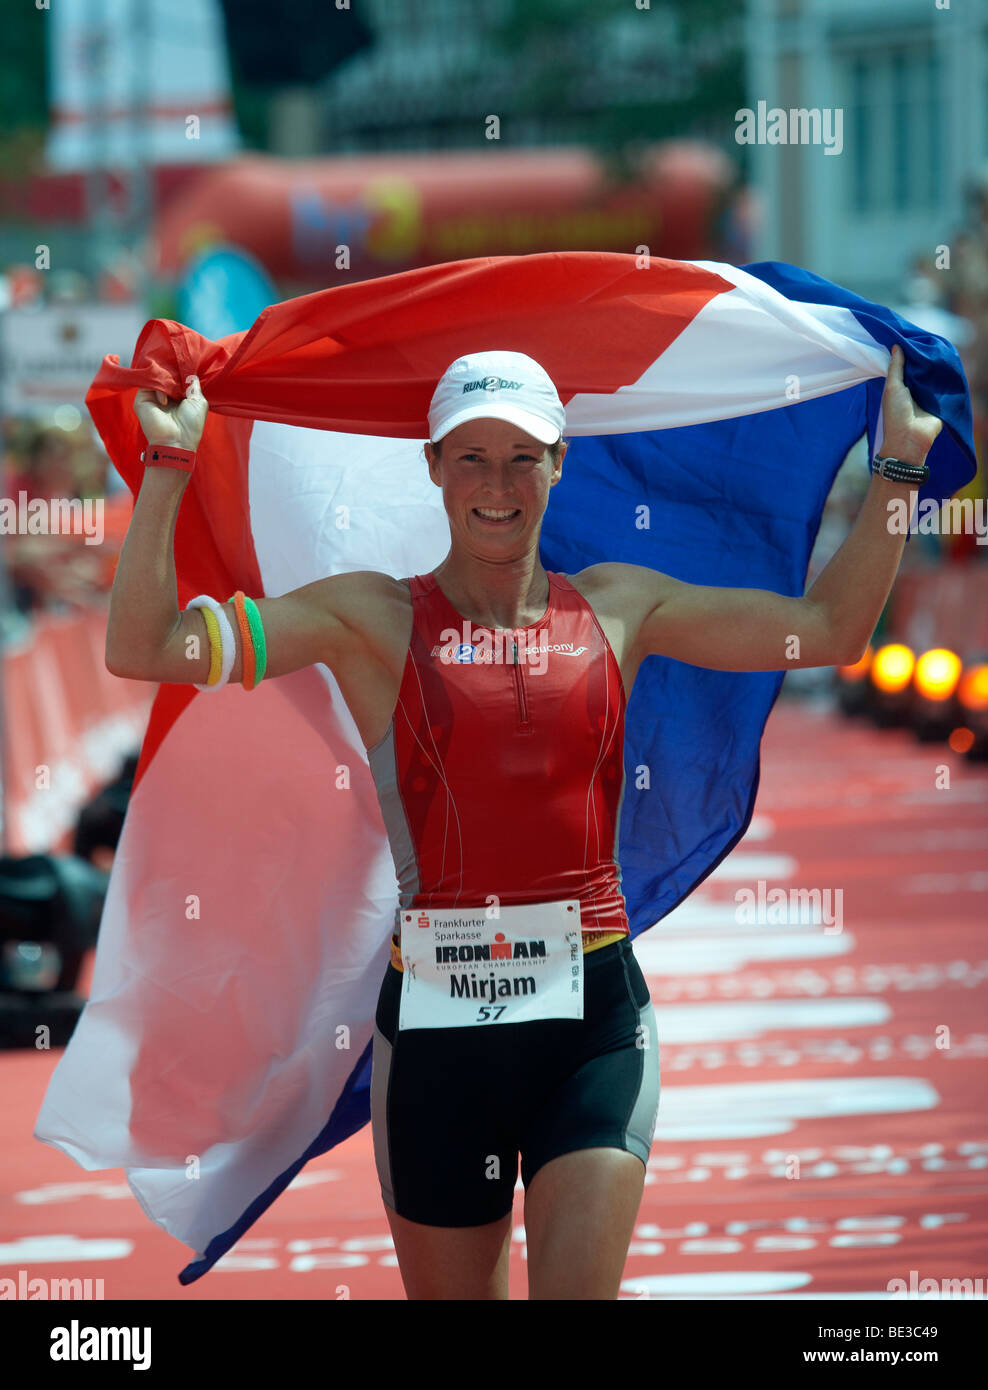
[431,402,561,446]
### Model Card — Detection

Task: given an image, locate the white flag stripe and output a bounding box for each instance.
[563,272,886,433]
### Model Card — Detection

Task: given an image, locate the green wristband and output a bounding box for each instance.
[242,595,267,688]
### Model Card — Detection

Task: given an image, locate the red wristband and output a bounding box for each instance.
[141,444,197,472]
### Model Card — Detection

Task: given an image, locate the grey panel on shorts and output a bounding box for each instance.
[624,995,661,1161]
[370,1024,396,1209]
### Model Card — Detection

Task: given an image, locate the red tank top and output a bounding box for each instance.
[367,570,630,939]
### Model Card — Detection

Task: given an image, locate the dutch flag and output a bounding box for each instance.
[34,252,977,1284]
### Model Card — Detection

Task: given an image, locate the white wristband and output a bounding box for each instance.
[186,594,237,692]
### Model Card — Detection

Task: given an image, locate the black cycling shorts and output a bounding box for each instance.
[370,935,660,1227]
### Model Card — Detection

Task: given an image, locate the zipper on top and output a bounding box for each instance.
[512,636,532,733]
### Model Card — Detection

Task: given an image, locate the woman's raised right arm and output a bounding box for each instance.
[105,377,352,686]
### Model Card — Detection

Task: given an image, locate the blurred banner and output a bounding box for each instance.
[1,302,144,419]
[154,142,750,284]
[44,0,241,172]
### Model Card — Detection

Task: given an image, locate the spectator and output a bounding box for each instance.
[3,423,124,613]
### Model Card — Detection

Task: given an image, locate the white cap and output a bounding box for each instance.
[427,350,565,445]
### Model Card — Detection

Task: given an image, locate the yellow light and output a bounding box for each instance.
[838,645,873,681]
[914,648,963,701]
[958,663,988,712]
[870,643,915,694]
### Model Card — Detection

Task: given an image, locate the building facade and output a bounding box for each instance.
[743,0,987,301]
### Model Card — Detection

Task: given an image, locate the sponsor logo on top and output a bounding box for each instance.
[429,621,587,675]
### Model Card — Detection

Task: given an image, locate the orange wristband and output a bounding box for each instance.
[230,590,256,690]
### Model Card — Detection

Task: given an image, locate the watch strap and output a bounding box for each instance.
[871,454,930,484]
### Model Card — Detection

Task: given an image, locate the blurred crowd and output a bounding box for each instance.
[875,169,988,566]
[951,171,988,424]
[895,169,988,444]
[1,419,131,620]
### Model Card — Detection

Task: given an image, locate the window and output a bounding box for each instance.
[838,40,942,215]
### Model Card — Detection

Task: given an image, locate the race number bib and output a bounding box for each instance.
[397,901,584,1031]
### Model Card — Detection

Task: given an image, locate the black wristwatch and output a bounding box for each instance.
[871,454,930,484]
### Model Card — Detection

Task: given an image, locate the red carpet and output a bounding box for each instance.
[3,698,986,1298]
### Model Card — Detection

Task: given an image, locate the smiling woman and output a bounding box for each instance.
[78,287,955,1304]
[102,326,943,1302]
[421,419,568,628]
[426,427,566,532]
[431,435,564,510]
[337,349,660,1299]
[416,351,573,631]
